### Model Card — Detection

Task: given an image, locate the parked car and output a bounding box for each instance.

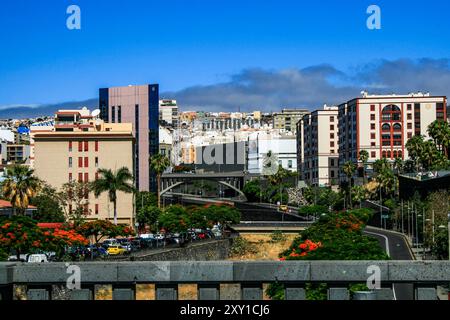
[27,254,49,263]
[107,245,126,255]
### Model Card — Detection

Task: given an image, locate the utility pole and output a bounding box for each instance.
[401,200,404,234]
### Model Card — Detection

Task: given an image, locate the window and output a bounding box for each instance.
[69,173,72,182]
[330,133,334,139]
[371,123,375,130]
[69,141,72,152]
[407,113,412,120]
[330,116,334,122]
[371,151,376,158]
[370,114,375,121]
[371,142,376,147]
[95,141,99,152]
[382,151,387,158]
[111,106,115,123]
[288,160,293,169]
[78,173,83,182]
[84,141,89,152]
[408,132,412,139]
[371,133,376,139]
[330,125,334,130]
[78,157,83,168]
[118,106,122,123]
[393,123,402,131]
[331,170,335,178]
[95,157,98,167]
[407,123,412,130]
[382,123,391,131]
[78,141,82,152]
[330,141,335,147]
[407,104,412,111]
[84,157,89,168]
[95,172,99,181]
[370,105,375,111]
[84,173,89,183]
[95,204,99,215]
[330,149,335,154]
[69,157,72,168]
[330,159,335,166]
[387,151,391,158]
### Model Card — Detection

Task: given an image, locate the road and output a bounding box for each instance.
[364,226,415,300]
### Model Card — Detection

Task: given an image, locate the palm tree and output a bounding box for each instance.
[373,158,390,174]
[91,167,134,225]
[358,150,369,184]
[351,185,366,208]
[393,157,404,175]
[342,161,356,209]
[150,154,170,208]
[2,165,41,215]
[427,120,450,158]
[405,135,425,171]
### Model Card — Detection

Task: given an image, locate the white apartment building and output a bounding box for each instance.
[297,105,339,187]
[338,92,447,176]
[247,131,297,174]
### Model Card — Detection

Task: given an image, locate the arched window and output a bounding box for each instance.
[387,151,391,158]
[382,105,401,121]
[393,150,398,158]
[393,123,402,131]
[382,151,387,158]
[398,150,402,158]
[382,123,391,131]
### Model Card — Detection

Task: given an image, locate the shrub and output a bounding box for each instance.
[270,230,287,243]
[229,236,257,257]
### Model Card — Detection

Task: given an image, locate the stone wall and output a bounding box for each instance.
[125,239,232,261]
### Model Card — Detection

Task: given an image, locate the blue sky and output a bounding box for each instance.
[1,0,450,112]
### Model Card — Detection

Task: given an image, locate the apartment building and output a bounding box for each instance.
[32,108,134,225]
[297,105,339,187]
[273,108,310,133]
[99,84,159,191]
[338,92,447,177]
[159,99,179,127]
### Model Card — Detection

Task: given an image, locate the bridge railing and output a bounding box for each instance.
[0,261,448,300]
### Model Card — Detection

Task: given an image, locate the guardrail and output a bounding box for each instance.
[0,261,449,300]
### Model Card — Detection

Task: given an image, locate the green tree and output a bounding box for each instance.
[135,191,157,213]
[158,205,190,233]
[57,181,91,227]
[358,150,369,184]
[2,165,41,215]
[91,167,135,225]
[137,205,161,231]
[405,135,424,171]
[31,184,65,222]
[149,154,170,208]
[77,220,134,244]
[242,180,263,202]
[351,185,367,208]
[342,161,356,208]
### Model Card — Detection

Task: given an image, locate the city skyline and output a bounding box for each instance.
[1,0,450,115]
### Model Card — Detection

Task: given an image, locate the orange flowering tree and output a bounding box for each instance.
[0,216,88,260]
[158,205,191,233]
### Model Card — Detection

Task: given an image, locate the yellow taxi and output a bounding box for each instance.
[279,205,289,212]
[107,245,126,255]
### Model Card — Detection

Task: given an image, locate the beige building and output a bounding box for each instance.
[273,108,310,133]
[297,105,339,187]
[32,108,135,225]
[338,92,447,178]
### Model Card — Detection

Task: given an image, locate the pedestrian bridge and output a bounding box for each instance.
[0,261,448,300]
[160,172,247,201]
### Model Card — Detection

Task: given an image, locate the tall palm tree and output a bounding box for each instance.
[393,157,404,175]
[373,158,390,174]
[342,161,356,209]
[150,154,170,208]
[358,150,369,184]
[91,167,134,225]
[427,120,450,158]
[405,135,425,171]
[2,165,41,215]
